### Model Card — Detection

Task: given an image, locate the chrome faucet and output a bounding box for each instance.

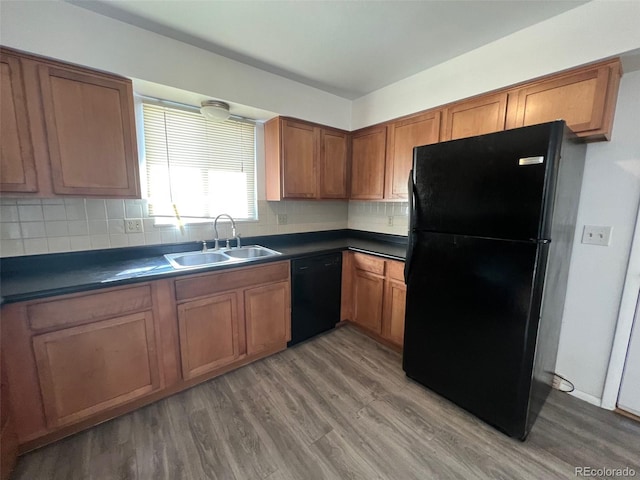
[213,213,241,249]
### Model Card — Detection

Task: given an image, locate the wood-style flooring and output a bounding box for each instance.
[12,325,640,480]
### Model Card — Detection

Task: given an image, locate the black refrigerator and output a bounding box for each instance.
[402,121,586,440]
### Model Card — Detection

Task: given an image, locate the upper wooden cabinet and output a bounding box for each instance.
[319,128,349,198]
[265,117,349,200]
[0,51,37,193]
[39,65,139,196]
[0,47,140,197]
[385,110,441,199]
[350,125,387,200]
[506,59,621,141]
[441,92,508,142]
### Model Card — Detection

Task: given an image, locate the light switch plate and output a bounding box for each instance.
[582,225,612,246]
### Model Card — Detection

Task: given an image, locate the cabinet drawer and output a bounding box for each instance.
[175,261,290,302]
[353,253,385,276]
[27,285,152,331]
[386,260,405,282]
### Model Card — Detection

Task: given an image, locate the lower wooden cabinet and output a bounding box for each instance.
[32,311,161,428]
[0,260,291,453]
[382,262,407,347]
[1,343,18,480]
[352,269,385,334]
[245,281,291,355]
[344,252,407,348]
[177,292,241,380]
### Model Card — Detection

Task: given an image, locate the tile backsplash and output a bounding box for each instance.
[0,198,409,257]
[348,201,409,236]
[0,198,348,257]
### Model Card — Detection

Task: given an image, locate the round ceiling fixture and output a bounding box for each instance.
[200,100,230,122]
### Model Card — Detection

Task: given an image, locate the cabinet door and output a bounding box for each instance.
[282,120,317,198]
[442,92,508,141]
[385,111,440,199]
[245,281,291,355]
[507,60,621,140]
[383,279,406,347]
[38,65,140,197]
[350,125,386,200]
[1,347,18,480]
[32,311,160,428]
[177,292,240,380]
[352,269,384,334]
[319,129,349,198]
[0,52,37,193]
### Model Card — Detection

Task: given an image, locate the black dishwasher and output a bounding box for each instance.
[289,252,342,347]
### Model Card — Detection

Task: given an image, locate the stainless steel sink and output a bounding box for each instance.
[168,252,231,268]
[223,245,281,259]
[164,245,281,270]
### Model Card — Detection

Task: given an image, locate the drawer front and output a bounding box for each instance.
[386,260,405,282]
[175,261,290,302]
[353,253,385,276]
[27,285,152,331]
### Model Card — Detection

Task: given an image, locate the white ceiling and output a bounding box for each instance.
[69,0,588,100]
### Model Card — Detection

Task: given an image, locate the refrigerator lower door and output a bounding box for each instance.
[403,232,543,439]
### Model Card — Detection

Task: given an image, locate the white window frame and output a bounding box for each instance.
[137,96,258,225]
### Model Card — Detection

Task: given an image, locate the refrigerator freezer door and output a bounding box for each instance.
[403,232,542,439]
[412,122,563,241]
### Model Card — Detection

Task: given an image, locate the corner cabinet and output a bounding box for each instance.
[0,47,140,198]
[350,125,387,200]
[385,110,441,199]
[265,117,349,200]
[342,252,406,349]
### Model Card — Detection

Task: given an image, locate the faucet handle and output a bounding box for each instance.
[201,240,207,252]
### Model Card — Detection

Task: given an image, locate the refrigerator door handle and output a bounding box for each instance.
[404,169,416,283]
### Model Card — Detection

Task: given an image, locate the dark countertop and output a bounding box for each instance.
[0,230,407,304]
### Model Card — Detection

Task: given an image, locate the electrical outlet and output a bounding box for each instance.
[582,225,612,246]
[277,214,287,225]
[388,216,394,226]
[125,219,144,233]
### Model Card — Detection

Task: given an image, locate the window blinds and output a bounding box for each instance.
[142,102,257,220]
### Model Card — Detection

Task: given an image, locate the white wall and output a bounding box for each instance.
[352,1,640,129]
[555,70,640,402]
[0,0,351,129]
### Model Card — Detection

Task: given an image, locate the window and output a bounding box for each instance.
[141,101,257,222]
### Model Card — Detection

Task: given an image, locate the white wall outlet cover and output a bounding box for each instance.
[581,225,612,246]
[125,219,144,233]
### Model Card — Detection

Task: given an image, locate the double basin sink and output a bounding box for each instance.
[164,245,282,270]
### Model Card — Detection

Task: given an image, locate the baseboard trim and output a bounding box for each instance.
[569,389,603,408]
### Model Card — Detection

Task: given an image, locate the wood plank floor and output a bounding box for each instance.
[12,325,640,480]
